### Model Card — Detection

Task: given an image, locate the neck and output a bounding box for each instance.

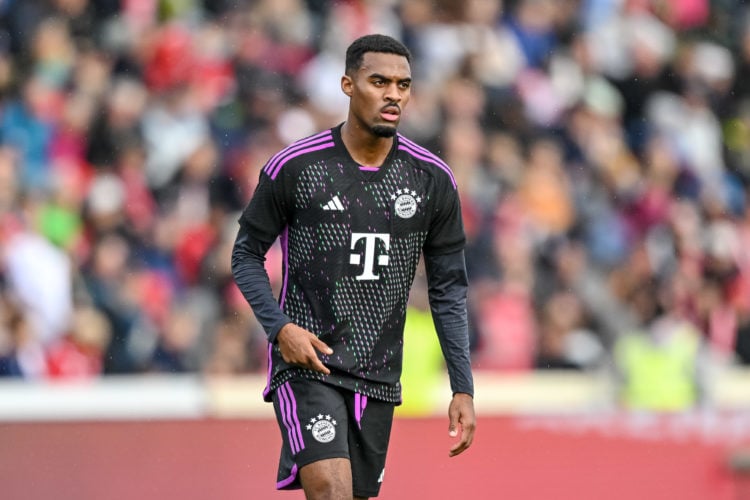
[341,121,394,168]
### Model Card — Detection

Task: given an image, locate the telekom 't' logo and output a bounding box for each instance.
[349,233,390,280]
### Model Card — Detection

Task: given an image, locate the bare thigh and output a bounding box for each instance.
[299,457,353,500]
[298,457,372,499]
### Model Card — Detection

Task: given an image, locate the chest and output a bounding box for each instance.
[291,159,433,235]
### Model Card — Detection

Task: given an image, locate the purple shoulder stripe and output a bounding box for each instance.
[269,141,335,180]
[264,130,334,179]
[398,134,452,169]
[264,130,330,173]
[398,142,457,189]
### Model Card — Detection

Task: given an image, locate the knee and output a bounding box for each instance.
[304,475,349,499]
[300,458,353,500]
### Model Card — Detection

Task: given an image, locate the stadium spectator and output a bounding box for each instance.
[0,0,747,420]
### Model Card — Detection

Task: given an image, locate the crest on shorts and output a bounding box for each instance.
[391,188,421,219]
[307,414,337,443]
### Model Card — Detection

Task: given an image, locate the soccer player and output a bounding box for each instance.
[231,33,475,499]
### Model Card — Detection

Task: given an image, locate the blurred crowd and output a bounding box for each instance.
[1,0,749,409]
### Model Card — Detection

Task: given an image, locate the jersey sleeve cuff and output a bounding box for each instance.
[267,316,293,344]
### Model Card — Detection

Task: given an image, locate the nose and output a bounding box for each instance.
[384,82,402,103]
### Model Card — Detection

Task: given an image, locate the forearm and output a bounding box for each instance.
[424,250,474,397]
[231,226,291,343]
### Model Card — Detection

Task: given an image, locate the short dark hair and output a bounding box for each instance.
[345,34,411,75]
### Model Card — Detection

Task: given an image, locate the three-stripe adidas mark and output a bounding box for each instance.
[323,196,345,211]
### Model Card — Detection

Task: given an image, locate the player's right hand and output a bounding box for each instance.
[276,323,333,375]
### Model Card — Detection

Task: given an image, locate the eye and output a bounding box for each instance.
[372,79,385,87]
[399,81,411,90]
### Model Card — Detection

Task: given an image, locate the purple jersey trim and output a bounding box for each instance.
[264,130,331,175]
[397,134,451,169]
[268,142,335,179]
[267,136,335,179]
[279,227,290,309]
[397,135,457,188]
[264,227,290,400]
[262,342,273,399]
[276,463,298,489]
[359,166,379,171]
[354,393,368,429]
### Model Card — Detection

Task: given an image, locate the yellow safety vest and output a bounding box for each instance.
[614,324,700,412]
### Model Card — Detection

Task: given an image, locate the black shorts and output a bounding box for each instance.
[271,378,395,498]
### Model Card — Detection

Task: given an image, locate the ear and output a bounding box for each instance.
[341,75,353,98]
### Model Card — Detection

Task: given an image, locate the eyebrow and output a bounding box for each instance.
[367,73,412,84]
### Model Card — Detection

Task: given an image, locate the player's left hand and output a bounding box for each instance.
[447,392,475,457]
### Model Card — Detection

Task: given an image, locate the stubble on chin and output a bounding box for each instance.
[371,124,397,138]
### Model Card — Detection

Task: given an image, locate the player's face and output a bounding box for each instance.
[342,52,412,138]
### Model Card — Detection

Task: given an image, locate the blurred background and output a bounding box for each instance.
[0,0,750,499]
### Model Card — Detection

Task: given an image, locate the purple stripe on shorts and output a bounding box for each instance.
[264,130,331,175]
[398,144,457,189]
[285,382,305,452]
[278,384,301,454]
[276,463,298,489]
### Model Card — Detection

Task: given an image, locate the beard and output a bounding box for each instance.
[371,124,397,138]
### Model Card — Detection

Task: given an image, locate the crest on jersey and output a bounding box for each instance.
[307,414,337,443]
[391,188,421,219]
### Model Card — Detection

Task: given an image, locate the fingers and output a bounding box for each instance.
[448,419,475,457]
[447,394,476,457]
[448,407,459,437]
[311,336,333,356]
[277,324,332,375]
[311,334,333,375]
[305,334,332,374]
[308,355,331,375]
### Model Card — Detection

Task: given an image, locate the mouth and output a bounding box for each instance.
[380,106,400,122]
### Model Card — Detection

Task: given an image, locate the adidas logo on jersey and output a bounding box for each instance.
[322,195,345,211]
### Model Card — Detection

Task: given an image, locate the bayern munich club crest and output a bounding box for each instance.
[307,414,337,443]
[391,188,421,219]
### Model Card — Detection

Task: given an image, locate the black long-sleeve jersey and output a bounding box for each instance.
[232,124,473,403]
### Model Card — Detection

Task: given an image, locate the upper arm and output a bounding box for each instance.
[239,169,293,245]
[423,176,465,257]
